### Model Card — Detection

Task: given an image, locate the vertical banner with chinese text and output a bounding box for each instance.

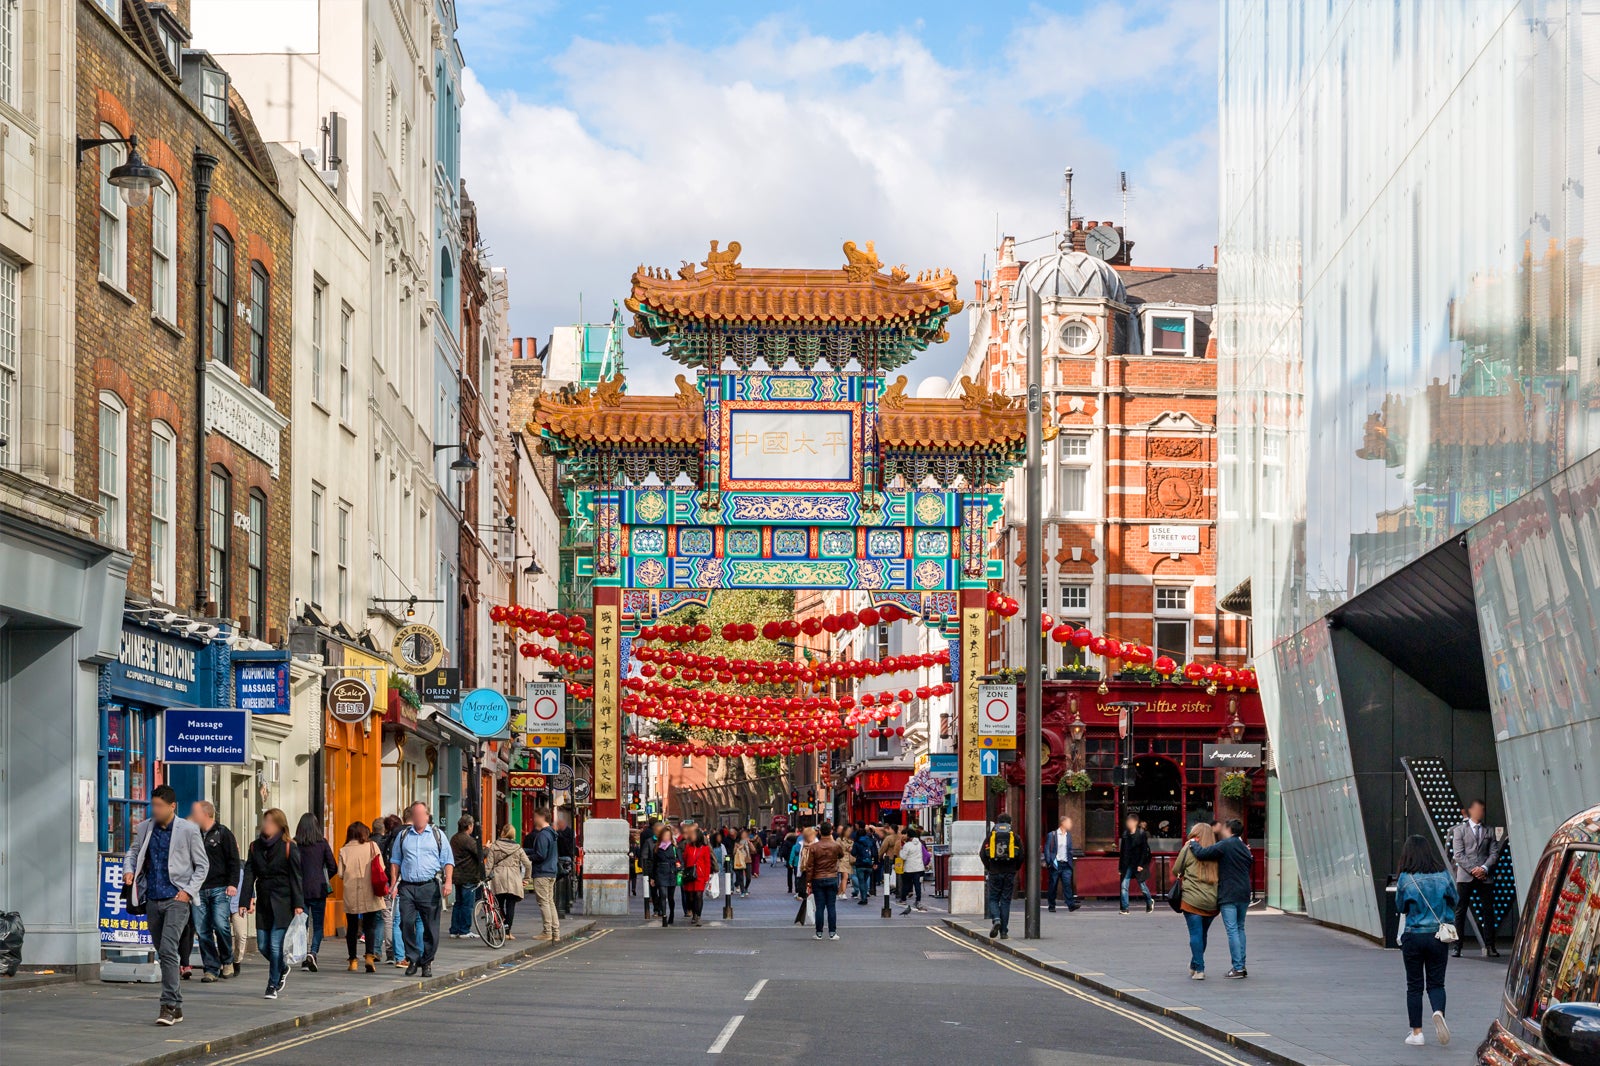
[593,595,620,803]
[961,604,985,803]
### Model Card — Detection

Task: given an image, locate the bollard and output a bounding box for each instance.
[882,870,893,918]
[722,867,734,920]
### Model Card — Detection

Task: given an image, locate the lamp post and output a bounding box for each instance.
[1023,286,1044,939]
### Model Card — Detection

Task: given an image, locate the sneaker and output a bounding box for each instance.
[306,953,319,973]
[200,972,218,983]
[448,933,461,939]
[462,931,479,939]
[1224,969,1247,979]
[180,966,192,980]
[1146,899,1154,913]
[1119,909,1128,916]
[1433,1011,1450,1046]
[829,933,840,941]
[156,1006,178,1026]
[1191,971,1206,980]
[1000,931,1010,940]
[1404,1032,1424,1046]
[277,970,287,992]
[814,932,824,940]
[264,987,278,1000]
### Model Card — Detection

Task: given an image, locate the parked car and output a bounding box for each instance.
[1478,804,1600,1066]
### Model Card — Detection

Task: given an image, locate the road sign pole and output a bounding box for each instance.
[1023,285,1043,941]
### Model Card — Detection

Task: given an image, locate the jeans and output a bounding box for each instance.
[652,881,675,923]
[851,866,872,901]
[369,900,387,959]
[256,923,287,991]
[986,872,1017,933]
[449,883,476,936]
[1184,911,1216,972]
[147,896,191,1008]
[345,911,379,960]
[191,886,233,976]
[1120,873,1152,910]
[1401,934,1449,1028]
[682,887,704,919]
[1218,901,1248,972]
[1047,861,1076,910]
[305,895,327,956]
[899,870,924,905]
[812,878,839,934]
[397,880,443,966]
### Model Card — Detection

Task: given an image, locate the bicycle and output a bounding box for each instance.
[470,880,506,949]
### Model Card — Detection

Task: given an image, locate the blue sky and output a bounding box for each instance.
[458,1,1218,391]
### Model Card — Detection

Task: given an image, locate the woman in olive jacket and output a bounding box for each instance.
[239,808,305,999]
[1173,822,1220,979]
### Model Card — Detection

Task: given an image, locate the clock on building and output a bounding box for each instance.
[1086,225,1122,261]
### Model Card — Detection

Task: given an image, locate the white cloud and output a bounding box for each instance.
[461,7,1216,395]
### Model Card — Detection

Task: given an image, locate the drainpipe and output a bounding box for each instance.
[191,151,219,616]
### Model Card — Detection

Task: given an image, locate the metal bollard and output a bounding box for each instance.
[723,866,734,920]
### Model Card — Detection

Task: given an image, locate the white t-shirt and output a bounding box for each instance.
[1054,833,1070,863]
[901,836,927,873]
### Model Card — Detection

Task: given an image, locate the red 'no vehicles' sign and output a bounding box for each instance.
[526,682,566,732]
[977,684,1016,736]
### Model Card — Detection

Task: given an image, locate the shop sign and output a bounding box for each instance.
[420,668,460,704]
[1203,743,1262,767]
[98,856,150,946]
[392,623,445,675]
[110,625,215,706]
[326,676,375,724]
[459,688,511,738]
[161,707,248,764]
[236,661,290,715]
[928,753,958,775]
[1149,525,1200,554]
[508,771,548,791]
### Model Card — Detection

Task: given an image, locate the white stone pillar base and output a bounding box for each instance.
[581,817,631,916]
[947,820,988,915]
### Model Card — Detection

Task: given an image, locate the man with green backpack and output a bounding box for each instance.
[980,813,1024,940]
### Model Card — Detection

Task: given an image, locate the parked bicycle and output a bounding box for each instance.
[470,879,506,949]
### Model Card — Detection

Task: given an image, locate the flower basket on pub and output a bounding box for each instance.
[1220,771,1251,799]
[1055,771,1092,795]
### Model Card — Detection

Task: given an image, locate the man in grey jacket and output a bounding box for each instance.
[1450,799,1503,957]
[123,785,209,1025]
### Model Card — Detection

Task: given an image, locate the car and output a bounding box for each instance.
[1478,803,1600,1066]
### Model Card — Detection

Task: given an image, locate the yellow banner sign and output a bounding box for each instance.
[593,602,619,800]
[978,734,1017,750]
[962,605,984,803]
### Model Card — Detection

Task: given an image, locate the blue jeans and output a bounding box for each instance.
[1218,902,1247,971]
[1120,873,1151,910]
[191,886,233,976]
[449,883,476,936]
[1047,861,1076,909]
[812,878,839,934]
[305,896,327,956]
[851,866,872,901]
[256,924,287,991]
[1184,911,1216,972]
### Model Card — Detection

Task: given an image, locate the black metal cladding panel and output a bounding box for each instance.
[1332,538,1489,710]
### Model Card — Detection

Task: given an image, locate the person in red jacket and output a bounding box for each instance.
[679,824,714,927]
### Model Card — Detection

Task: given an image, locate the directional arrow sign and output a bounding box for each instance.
[979,749,1001,777]
[539,747,562,775]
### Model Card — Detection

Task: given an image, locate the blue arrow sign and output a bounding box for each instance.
[540,747,561,775]
[979,749,1000,777]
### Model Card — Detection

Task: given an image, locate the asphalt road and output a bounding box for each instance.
[194,873,1270,1066]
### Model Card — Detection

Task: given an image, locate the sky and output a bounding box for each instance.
[458,1,1219,394]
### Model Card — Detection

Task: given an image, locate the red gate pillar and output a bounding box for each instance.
[584,584,629,913]
[948,587,989,914]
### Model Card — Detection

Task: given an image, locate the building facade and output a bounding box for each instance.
[1219,0,1600,934]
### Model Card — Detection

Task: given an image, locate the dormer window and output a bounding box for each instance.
[182,51,230,137]
[1143,310,1195,357]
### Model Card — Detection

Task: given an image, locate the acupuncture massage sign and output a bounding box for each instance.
[161,707,249,765]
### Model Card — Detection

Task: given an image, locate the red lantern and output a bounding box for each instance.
[897,689,913,703]
[1183,662,1206,681]
[1051,623,1073,644]
[760,621,780,641]
[859,607,881,627]
[839,611,859,630]
[1089,636,1111,657]
[780,620,801,639]
[1040,612,1055,633]
[1154,655,1177,675]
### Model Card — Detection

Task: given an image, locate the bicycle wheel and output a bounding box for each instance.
[474,895,505,948]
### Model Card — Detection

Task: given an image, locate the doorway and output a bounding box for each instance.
[1126,755,1183,852]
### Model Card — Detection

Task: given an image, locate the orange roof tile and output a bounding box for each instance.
[877,375,1028,450]
[531,374,705,447]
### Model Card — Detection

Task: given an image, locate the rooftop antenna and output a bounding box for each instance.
[1060,167,1074,251]
[1120,170,1130,232]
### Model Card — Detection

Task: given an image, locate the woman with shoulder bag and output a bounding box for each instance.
[1172,822,1220,979]
[293,814,337,972]
[336,822,385,972]
[487,824,533,939]
[649,826,681,927]
[1395,835,1460,1048]
[239,808,305,1000]
[680,825,713,926]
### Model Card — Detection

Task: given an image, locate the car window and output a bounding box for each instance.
[1511,850,1560,1023]
[1528,848,1600,1023]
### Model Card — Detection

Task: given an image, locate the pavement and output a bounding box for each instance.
[0,921,594,1066]
[943,897,1510,1066]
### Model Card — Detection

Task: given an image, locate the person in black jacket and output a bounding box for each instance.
[980,814,1025,940]
[239,808,306,999]
[293,814,337,971]
[187,802,240,982]
[1118,813,1153,914]
[1188,819,1253,978]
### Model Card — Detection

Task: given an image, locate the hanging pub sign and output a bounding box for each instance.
[420,668,460,704]
[392,623,445,675]
[326,675,375,724]
[1202,743,1263,767]
[459,688,511,738]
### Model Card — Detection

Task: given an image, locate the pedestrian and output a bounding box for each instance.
[634,821,657,916]
[227,868,247,977]
[800,821,845,940]
[368,817,391,962]
[980,813,1023,940]
[186,801,240,983]
[732,829,752,896]
[1118,812,1153,914]
[838,827,855,902]
[783,829,800,893]
[380,813,408,966]
[1187,818,1252,979]
[680,824,713,926]
[293,813,337,972]
[850,822,878,903]
[880,824,902,901]
[1044,815,1080,913]
[898,825,929,913]
[1450,799,1502,958]
[448,815,485,940]
[386,800,454,978]
[647,823,681,926]
[1172,822,1220,979]
[123,785,209,1026]
[336,821,385,973]
[526,806,561,940]
[792,825,817,924]
[238,807,305,1000]
[1396,834,1459,1047]
[554,812,578,919]
[486,823,532,939]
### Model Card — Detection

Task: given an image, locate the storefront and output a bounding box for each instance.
[382,687,437,817]
[1003,680,1268,899]
[320,642,386,844]
[847,767,912,826]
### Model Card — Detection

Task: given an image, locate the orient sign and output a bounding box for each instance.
[392,623,445,675]
[326,676,375,724]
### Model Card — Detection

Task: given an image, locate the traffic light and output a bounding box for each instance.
[807,788,816,806]
[789,789,799,813]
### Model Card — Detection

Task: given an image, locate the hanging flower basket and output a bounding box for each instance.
[1220,771,1251,799]
[1056,771,1092,795]
[987,777,1008,795]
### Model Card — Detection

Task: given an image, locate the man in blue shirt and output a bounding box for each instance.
[387,801,454,977]
[123,785,209,1026]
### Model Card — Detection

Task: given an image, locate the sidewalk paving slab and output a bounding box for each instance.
[0,923,593,1066]
[943,906,1507,1066]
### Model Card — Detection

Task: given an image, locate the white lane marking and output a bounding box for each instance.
[744,978,768,1001]
[708,1014,745,1054]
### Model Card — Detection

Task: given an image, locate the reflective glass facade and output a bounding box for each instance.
[1220,0,1600,932]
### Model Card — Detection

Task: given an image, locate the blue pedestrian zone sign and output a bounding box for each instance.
[978,749,1001,777]
[539,747,562,775]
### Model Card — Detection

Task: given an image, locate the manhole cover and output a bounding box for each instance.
[695,949,761,955]
[923,951,969,960]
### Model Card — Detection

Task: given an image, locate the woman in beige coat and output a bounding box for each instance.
[336,822,385,972]
[486,823,533,939]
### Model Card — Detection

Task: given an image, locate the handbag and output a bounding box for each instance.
[370,845,389,897]
[1405,874,1459,943]
[708,875,722,900]
[1168,877,1185,914]
[803,893,815,925]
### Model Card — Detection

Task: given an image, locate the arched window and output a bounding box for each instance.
[150,173,177,323]
[439,250,455,330]
[210,227,233,364]
[98,125,127,289]
[248,262,269,390]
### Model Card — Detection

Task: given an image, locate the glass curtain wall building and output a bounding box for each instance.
[1219,1,1600,936]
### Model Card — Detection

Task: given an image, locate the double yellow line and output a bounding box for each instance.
[925,925,1253,1066]
[207,931,611,1064]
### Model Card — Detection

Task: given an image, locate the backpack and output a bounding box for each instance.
[986,830,1017,860]
[393,826,446,883]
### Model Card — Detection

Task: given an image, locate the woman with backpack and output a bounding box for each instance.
[898,825,929,913]
[293,813,337,971]
[239,808,305,1000]
[1395,835,1459,1048]
[336,822,386,972]
[1172,822,1220,979]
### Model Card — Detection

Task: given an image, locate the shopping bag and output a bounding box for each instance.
[804,893,815,926]
[282,912,310,966]
[708,876,722,900]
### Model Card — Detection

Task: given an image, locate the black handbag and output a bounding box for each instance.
[120,881,147,917]
[1167,876,1184,914]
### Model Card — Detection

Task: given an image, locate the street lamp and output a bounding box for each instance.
[77,133,162,207]
[433,443,478,474]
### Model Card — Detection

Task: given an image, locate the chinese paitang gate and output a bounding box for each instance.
[529,241,1028,914]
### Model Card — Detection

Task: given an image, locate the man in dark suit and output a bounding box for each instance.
[1450,799,1503,957]
[1044,815,1080,913]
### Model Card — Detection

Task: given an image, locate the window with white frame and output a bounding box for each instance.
[200,67,229,135]
[875,727,890,756]
[1218,427,1238,519]
[150,175,177,323]
[98,129,127,289]
[1154,584,1191,664]
[1060,584,1089,615]
[1060,318,1095,355]
[0,256,15,469]
[310,484,325,606]
[2,0,19,108]
[1155,586,1189,611]
[150,422,176,601]
[208,467,230,612]
[1060,466,1087,514]
[336,501,351,620]
[310,280,326,406]
[1146,312,1193,356]
[338,303,353,421]
[1261,431,1284,519]
[94,0,119,22]
[97,393,126,546]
